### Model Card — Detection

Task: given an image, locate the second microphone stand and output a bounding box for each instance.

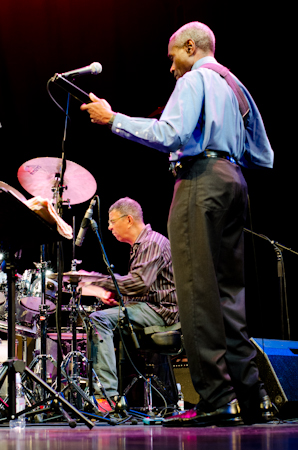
[86,211,140,414]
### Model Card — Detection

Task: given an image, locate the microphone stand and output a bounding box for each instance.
[87,217,140,414]
[244,228,298,340]
[54,93,69,393]
[89,217,140,350]
[47,93,94,426]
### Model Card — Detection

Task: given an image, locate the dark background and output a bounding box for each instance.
[0,1,296,340]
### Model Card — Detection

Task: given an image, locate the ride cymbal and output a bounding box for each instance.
[17,157,97,205]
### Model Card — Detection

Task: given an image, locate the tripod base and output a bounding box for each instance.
[0,358,94,429]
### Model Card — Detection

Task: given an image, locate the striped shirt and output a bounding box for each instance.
[91,224,178,325]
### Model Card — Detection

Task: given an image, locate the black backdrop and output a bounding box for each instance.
[0,1,296,340]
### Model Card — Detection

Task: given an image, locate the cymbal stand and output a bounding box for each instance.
[51,93,71,392]
[58,281,114,421]
[23,246,57,403]
[38,245,50,390]
[63,276,82,408]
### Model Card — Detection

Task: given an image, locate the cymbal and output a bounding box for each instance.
[0,181,27,202]
[48,271,100,282]
[17,157,97,205]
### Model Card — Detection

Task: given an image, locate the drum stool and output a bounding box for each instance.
[119,322,183,413]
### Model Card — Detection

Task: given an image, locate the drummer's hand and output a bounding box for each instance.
[78,283,119,307]
[100,292,119,307]
[80,93,115,125]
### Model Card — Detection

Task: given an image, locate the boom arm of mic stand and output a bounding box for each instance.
[89,219,140,349]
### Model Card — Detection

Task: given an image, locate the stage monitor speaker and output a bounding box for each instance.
[251,338,298,419]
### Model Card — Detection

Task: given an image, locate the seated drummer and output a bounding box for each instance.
[78,197,178,410]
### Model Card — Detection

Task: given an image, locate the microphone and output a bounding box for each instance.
[56,62,102,79]
[75,197,97,247]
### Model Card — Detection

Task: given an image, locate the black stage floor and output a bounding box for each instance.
[1,421,298,450]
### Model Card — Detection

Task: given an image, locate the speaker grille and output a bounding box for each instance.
[252,338,298,418]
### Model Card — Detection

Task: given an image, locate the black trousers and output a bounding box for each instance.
[168,156,261,408]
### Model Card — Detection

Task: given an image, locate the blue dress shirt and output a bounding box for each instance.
[111,56,273,168]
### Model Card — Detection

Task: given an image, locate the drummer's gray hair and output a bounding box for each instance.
[169,21,215,55]
[109,197,144,222]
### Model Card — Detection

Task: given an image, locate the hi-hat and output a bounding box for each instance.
[0,181,27,202]
[17,157,97,205]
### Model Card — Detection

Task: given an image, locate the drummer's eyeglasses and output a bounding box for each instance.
[108,215,128,226]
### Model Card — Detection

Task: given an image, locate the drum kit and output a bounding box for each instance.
[0,156,113,426]
[0,156,98,338]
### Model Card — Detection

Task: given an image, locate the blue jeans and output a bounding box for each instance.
[90,302,165,397]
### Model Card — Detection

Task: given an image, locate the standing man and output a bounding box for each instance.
[78,197,178,410]
[80,22,274,426]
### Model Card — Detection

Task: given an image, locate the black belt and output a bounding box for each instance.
[169,150,238,177]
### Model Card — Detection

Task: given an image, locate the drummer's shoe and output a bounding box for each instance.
[95,396,116,413]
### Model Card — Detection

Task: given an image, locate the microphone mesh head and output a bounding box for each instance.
[90,62,102,74]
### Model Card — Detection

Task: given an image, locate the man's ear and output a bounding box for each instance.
[127,214,134,227]
[185,39,196,56]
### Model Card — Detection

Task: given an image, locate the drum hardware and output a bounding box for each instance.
[0,188,94,429]
[56,266,102,411]
[34,247,55,398]
[60,349,108,417]
[17,157,97,207]
[0,273,38,338]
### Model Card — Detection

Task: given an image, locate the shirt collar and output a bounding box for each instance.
[134,223,152,245]
[192,56,217,71]
[130,224,152,259]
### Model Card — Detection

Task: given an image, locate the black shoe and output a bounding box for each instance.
[162,399,243,427]
[241,394,275,424]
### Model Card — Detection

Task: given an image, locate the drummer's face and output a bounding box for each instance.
[108,210,130,243]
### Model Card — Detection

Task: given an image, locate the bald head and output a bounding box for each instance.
[169,21,215,56]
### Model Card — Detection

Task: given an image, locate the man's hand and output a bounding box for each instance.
[80,92,115,125]
[78,282,119,307]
